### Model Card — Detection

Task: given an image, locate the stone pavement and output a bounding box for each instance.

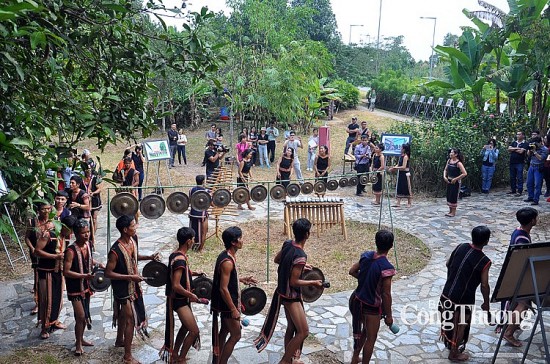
[0,188,549,363]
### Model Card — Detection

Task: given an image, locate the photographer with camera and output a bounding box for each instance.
[507,131,529,196]
[480,139,499,194]
[204,140,227,179]
[523,135,549,205]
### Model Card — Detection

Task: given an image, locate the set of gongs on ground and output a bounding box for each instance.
[110,174,378,219]
[90,262,330,315]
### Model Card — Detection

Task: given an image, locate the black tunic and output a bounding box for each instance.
[372,155,383,193]
[211,250,239,313]
[395,156,411,198]
[166,252,192,306]
[65,242,93,298]
[446,160,461,207]
[276,240,307,300]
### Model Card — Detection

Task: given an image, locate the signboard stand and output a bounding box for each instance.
[397,94,408,114]
[0,171,28,270]
[405,94,417,115]
[143,140,173,195]
[491,250,550,364]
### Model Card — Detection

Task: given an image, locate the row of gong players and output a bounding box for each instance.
[109,173,380,220]
[83,215,330,363]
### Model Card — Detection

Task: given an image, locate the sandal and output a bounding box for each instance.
[30,306,38,315]
[40,332,50,340]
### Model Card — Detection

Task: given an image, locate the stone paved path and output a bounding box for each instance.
[0,189,549,363]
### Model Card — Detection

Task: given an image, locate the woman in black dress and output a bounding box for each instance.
[371,143,386,205]
[314,145,331,184]
[443,148,467,217]
[276,147,294,188]
[389,143,412,207]
[237,149,255,210]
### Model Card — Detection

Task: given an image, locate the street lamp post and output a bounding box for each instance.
[349,24,364,45]
[375,0,383,74]
[420,16,437,80]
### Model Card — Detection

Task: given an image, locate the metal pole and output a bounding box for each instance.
[376,0,383,74]
[420,17,437,80]
[349,24,352,45]
[430,18,437,80]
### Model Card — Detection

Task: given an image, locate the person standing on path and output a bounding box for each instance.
[439,226,492,362]
[189,175,209,252]
[480,139,499,194]
[444,148,467,217]
[254,218,322,364]
[507,131,528,196]
[105,215,159,364]
[167,123,179,168]
[276,147,295,188]
[130,145,145,201]
[211,226,257,364]
[389,143,412,208]
[524,136,548,205]
[266,120,279,163]
[348,230,396,364]
[371,143,386,205]
[354,135,372,196]
[63,218,103,356]
[160,227,204,363]
[34,202,67,339]
[283,131,304,184]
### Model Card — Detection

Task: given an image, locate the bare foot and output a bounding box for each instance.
[248,206,256,211]
[40,331,49,340]
[448,352,469,361]
[114,341,124,347]
[504,334,523,347]
[445,213,455,217]
[237,205,245,210]
[122,356,141,364]
[53,322,67,330]
[82,340,94,346]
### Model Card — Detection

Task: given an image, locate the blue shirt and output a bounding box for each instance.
[354,143,371,164]
[481,148,499,164]
[530,146,548,166]
[354,251,395,307]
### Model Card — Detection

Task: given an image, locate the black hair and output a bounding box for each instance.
[239,134,247,142]
[123,149,132,157]
[123,156,132,163]
[116,215,134,233]
[292,218,311,242]
[401,143,411,157]
[177,227,195,246]
[55,190,69,199]
[532,130,540,135]
[319,145,329,154]
[377,143,385,151]
[222,226,242,250]
[283,146,295,159]
[135,145,142,152]
[449,147,464,163]
[471,226,491,246]
[61,215,78,232]
[312,127,318,132]
[488,138,497,148]
[516,207,538,226]
[242,148,254,159]
[196,175,205,185]
[375,230,394,252]
[290,131,296,136]
[35,201,51,211]
[70,175,82,185]
[207,140,215,147]
[72,218,89,234]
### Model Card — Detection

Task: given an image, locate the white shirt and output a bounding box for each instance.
[177,134,187,145]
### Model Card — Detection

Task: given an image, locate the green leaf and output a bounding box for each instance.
[0,10,16,21]
[1,52,24,80]
[101,3,128,13]
[10,137,33,148]
[30,31,46,49]
[153,13,167,31]
[44,126,52,139]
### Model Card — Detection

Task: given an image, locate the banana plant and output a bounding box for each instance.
[427,29,489,111]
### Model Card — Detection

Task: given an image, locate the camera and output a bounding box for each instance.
[217,145,230,153]
[529,143,537,150]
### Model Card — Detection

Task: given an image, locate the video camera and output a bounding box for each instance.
[217,145,230,153]
[528,137,541,151]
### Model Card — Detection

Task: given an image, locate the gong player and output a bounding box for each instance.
[211,226,257,364]
[63,218,104,356]
[160,227,204,363]
[104,215,159,364]
[254,218,322,364]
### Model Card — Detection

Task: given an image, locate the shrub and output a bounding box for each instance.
[389,111,536,195]
[328,79,360,109]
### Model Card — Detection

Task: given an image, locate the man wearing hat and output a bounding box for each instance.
[345,117,360,155]
[354,135,372,196]
[257,127,270,168]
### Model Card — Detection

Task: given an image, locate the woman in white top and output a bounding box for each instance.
[177,129,187,165]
